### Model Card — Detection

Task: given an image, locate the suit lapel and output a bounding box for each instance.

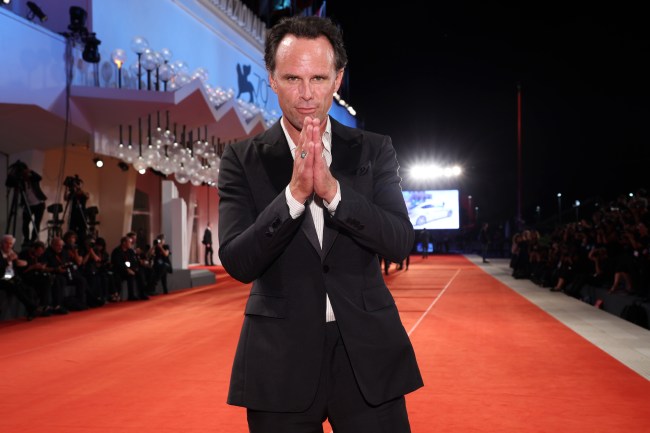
[322,119,363,259]
[256,119,365,259]
[256,122,293,195]
[257,121,322,256]
[301,204,322,255]
[330,119,363,178]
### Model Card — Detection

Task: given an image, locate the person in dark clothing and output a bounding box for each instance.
[479,222,490,263]
[148,234,172,294]
[420,228,431,258]
[218,16,422,431]
[0,234,40,320]
[81,237,112,303]
[62,231,102,307]
[41,237,90,311]
[18,240,68,315]
[126,231,151,296]
[202,225,214,266]
[111,236,149,301]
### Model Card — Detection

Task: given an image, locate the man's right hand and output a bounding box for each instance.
[289,116,320,204]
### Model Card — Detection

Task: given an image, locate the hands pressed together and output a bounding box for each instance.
[289,116,337,204]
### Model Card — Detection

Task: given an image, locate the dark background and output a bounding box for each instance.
[251,1,650,227]
[327,2,650,226]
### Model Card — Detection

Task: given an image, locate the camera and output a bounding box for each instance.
[62,262,77,271]
[5,160,28,189]
[82,32,101,63]
[63,174,82,190]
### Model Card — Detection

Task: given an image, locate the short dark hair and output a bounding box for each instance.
[63,231,77,242]
[264,16,347,73]
[32,241,46,250]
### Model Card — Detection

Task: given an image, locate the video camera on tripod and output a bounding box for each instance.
[4,160,43,243]
[63,174,83,193]
[60,174,98,242]
[5,160,29,190]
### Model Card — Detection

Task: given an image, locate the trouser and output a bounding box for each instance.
[205,246,214,266]
[21,271,55,307]
[150,266,168,294]
[247,322,412,433]
[0,278,38,316]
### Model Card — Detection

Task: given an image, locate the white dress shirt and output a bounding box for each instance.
[282,117,341,322]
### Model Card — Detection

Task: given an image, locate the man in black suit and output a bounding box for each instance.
[218,16,422,433]
[202,224,214,266]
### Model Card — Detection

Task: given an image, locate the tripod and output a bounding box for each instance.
[46,203,64,244]
[62,189,90,242]
[5,185,38,243]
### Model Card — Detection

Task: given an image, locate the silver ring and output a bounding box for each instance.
[300,151,307,159]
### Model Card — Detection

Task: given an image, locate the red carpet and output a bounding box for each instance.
[1,255,649,432]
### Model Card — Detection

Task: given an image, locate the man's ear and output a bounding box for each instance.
[334,69,344,93]
[269,72,278,93]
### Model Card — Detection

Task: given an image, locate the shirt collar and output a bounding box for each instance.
[282,116,332,157]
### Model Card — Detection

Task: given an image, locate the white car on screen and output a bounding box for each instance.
[408,201,452,227]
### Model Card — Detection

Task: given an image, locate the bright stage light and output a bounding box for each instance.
[409,164,462,181]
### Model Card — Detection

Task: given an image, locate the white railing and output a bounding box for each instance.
[199,0,266,45]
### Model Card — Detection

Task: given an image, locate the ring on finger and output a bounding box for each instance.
[300,150,307,159]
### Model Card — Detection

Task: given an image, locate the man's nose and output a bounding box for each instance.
[299,82,314,99]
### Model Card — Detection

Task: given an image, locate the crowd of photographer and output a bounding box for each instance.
[509,189,650,302]
[0,230,172,321]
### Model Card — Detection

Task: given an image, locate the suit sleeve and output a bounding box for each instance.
[330,135,414,263]
[217,143,303,283]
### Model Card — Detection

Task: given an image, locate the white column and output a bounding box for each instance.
[161,180,187,269]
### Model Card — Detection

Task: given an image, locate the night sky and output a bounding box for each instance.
[328,2,650,225]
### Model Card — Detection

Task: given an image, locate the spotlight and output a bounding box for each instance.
[68,6,87,35]
[93,157,104,168]
[118,161,129,172]
[2,0,12,6]
[82,32,101,63]
[26,1,47,22]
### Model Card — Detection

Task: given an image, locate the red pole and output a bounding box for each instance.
[517,83,522,228]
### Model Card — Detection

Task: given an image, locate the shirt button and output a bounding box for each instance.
[322,265,330,273]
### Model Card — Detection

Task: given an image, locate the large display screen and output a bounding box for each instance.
[402,189,460,230]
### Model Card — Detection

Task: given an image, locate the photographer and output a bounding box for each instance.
[111,236,149,301]
[41,237,89,311]
[80,237,112,303]
[62,230,103,307]
[0,234,40,320]
[148,234,172,295]
[18,240,68,315]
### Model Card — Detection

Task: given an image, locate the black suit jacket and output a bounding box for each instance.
[202,227,212,246]
[218,118,423,412]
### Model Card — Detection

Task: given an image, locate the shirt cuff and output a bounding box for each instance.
[323,181,341,215]
[285,186,306,219]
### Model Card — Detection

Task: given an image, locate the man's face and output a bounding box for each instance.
[268,35,343,135]
[52,240,63,253]
[1,238,14,254]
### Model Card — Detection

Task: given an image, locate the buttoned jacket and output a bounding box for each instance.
[218,118,423,412]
